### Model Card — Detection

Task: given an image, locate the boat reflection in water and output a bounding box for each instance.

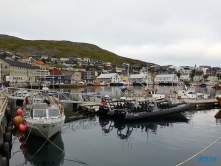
[23,132,65,166]
[214,109,221,125]
[99,114,189,139]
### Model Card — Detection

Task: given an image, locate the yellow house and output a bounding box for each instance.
[0,58,38,83]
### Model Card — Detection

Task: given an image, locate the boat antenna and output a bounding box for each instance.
[146,64,148,85]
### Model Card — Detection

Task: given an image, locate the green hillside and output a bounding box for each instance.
[0,34,149,65]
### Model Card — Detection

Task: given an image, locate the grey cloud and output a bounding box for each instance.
[1,0,221,66]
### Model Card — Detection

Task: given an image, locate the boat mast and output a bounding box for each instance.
[146,64,148,85]
[219,66,220,83]
[127,63,129,86]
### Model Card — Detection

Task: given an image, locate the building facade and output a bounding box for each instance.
[0,58,38,83]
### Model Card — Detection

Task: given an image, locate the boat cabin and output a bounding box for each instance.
[31,103,61,119]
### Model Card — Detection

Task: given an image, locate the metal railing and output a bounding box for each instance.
[1,87,101,104]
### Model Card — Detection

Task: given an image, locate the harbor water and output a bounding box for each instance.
[9,86,221,166]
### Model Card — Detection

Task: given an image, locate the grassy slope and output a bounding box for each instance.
[0,34,149,65]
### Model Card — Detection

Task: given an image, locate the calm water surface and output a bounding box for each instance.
[9,86,221,166]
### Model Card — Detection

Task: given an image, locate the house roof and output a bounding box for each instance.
[50,69,62,75]
[97,73,118,79]
[22,56,29,59]
[129,74,147,78]
[0,58,39,69]
[155,74,176,78]
[34,60,45,65]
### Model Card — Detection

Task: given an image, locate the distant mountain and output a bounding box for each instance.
[0,34,150,65]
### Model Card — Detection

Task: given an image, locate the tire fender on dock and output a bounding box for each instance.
[2,142,10,159]
[0,156,8,166]
[4,132,12,146]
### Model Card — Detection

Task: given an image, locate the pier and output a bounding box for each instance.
[0,91,11,165]
[182,98,219,110]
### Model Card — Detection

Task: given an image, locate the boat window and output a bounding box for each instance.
[48,109,60,118]
[33,109,47,119]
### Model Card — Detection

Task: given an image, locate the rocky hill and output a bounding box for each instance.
[0,34,150,65]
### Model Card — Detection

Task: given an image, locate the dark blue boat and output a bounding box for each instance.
[201,83,207,87]
[98,98,190,121]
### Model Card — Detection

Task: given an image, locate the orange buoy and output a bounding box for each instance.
[19,137,26,144]
[19,124,27,132]
[58,104,63,109]
[12,127,24,137]
[20,144,27,151]
[55,98,59,103]
[13,116,23,127]
[17,108,23,115]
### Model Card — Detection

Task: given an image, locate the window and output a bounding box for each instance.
[33,109,46,119]
[48,109,60,118]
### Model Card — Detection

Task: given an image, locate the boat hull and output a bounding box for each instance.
[26,116,65,138]
[215,96,221,106]
[99,98,190,121]
[125,102,190,121]
[117,82,124,86]
[92,83,101,86]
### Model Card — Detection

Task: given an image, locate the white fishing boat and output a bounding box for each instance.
[22,87,65,138]
[177,85,210,99]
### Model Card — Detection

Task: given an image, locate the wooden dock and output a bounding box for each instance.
[174,98,220,110]
[0,93,9,146]
[0,91,11,164]
[78,103,103,112]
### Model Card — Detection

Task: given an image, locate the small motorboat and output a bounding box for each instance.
[22,87,66,138]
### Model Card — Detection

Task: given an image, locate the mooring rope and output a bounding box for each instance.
[14,94,88,166]
[34,125,88,165]
[17,138,48,166]
[16,121,60,166]
[177,136,221,166]
[11,126,32,157]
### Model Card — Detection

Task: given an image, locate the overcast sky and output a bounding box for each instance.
[1,0,221,67]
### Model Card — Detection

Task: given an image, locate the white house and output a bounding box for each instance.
[96,73,122,84]
[60,57,69,62]
[180,73,190,80]
[199,66,210,75]
[169,65,182,72]
[179,66,195,74]
[83,57,90,62]
[155,74,179,85]
[129,73,153,85]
